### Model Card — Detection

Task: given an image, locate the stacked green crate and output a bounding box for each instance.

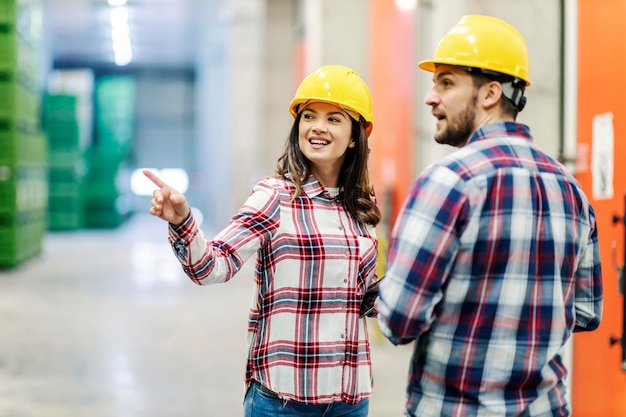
[83,75,136,228]
[0,0,47,268]
[43,94,84,230]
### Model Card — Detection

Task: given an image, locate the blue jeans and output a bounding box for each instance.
[243,380,369,417]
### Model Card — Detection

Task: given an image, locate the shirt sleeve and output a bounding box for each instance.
[377,165,466,345]
[168,179,281,285]
[573,205,603,332]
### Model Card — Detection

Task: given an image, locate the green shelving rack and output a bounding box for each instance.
[82,75,136,228]
[0,0,47,268]
[43,93,85,230]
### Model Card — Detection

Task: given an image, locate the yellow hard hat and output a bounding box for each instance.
[289,65,374,137]
[419,15,531,86]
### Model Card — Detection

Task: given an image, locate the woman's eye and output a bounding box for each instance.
[329,117,340,123]
[302,113,314,120]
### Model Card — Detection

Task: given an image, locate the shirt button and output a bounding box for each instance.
[344,278,348,283]
[338,226,343,231]
[340,333,345,339]
[339,360,345,365]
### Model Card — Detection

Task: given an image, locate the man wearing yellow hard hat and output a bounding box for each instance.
[376,15,603,417]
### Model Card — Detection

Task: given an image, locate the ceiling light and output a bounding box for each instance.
[395,0,417,12]
[109,5,132,66]
[110,6,128,26]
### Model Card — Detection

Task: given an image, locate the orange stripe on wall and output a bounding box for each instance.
[368,0,415,230]
[574,0,626,415]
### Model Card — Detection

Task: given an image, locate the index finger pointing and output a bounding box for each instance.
[143,169,166,189]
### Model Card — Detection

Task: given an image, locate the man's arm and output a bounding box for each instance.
[573,208,603,332]
[377,166,466,345]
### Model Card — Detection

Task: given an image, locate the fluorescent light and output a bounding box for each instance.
[114,49,132,66]
[107,0,127,6]
[109,5,132,66]
[111,27,130,42]
[110,6,128,26]
[395,0,417,12]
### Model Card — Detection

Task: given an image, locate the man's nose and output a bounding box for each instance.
[424,87,439,106]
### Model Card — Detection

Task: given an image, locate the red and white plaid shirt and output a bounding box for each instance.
[168,175,378,405]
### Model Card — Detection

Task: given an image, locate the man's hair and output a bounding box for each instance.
[470,72,520,119]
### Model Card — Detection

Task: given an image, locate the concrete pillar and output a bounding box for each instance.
[194,0,266,230]
[300,0,370,77]
[263,0,297,177]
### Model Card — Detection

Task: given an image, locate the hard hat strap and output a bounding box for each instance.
[501,80,527,112]
[455,65,527,112]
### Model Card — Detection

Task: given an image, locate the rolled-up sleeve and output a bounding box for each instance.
[168,180,281,285]
[573,208,603,332]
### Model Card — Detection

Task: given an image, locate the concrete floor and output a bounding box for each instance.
[0,213,413,417]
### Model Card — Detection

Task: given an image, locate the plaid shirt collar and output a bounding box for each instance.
[468,121,532,145]
[300,175,342,200]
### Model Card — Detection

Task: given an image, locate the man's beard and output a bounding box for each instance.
[434,94,477,148]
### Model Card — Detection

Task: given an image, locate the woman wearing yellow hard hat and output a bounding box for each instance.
[144,64,381,416]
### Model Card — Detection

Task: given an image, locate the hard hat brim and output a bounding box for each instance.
[417,59,531,87]
[418,60,437,73]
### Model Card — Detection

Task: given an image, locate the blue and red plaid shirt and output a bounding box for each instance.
[377,122,603,416]
[168,175,378,405]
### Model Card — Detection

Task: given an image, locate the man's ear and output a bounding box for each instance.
[482,81,503,109]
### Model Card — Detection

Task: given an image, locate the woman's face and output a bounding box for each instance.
[298,101,355,177]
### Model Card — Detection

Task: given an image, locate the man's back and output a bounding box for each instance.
[378,122,602,416]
